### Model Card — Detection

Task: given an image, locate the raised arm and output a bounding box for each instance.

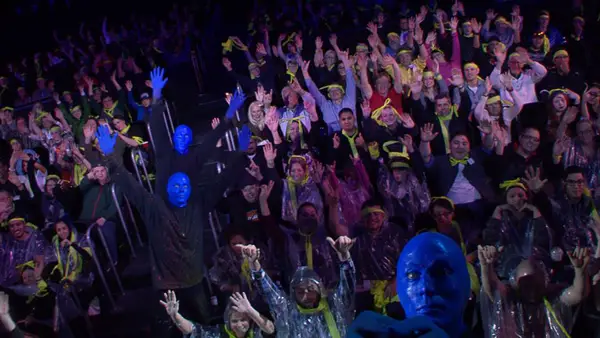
[230,292,276,334]
[478,245,507,301]
[560,247,590,306]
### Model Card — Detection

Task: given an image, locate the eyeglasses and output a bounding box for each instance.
[566,179,585,186]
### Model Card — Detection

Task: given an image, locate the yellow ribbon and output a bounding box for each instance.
[499,178,527,191]
[449,156,469,166]
[282,116,306,149]
[436,106,458,154]
[544,298,571,338]
[371,98,402,127]
[553,50,569,60]
[431,196,455,209]
[319,84,345,95]
[368,142,380,160]
[296,298,340,338]
[371,280,398,315]
[241,258,253,292]
[361,207,386,217]
[282,33,297,46]
[382,141,408,160]
[103,101,119,118]
[52,231,89,282]
[485,95,513,107]
[287,156,309,212]
[286,70,296,83]
[305,235,313,269]
[46,174,61,181]
[341,129,359,158]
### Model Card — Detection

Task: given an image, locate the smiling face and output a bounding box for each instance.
[229,310,251,335]
[9,220,26,240]
[397,233,470,331]
[375,74,391,96]
[506,187,528,211]
[290,161,306,182]
[55,221,70,241]
[293,280,320,308]
[552,94,568,112]
[167,172,191,208]
[380,107,397,126]
[450,135,470,160]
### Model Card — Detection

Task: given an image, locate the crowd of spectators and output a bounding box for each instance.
[1,0,600,337]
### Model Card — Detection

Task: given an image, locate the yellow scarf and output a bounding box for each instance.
[371,280,399,316]
[436,106,458,154]
[449,156,469,166]
[296,298,340,338]
[73,163,87,186]
[286,156,309,212]
[224,324,254,338]
[341,129,359,158]
[303,234,313,269]
[282,116,307,149]
[241,258,253,292]
[103,101,118,118]
[52,232,89,282]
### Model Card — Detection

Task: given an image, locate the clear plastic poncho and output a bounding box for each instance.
[352,223,407,282]
[254,261,356,338]
[481,284,573,338]
[484,212,554,278]
[187,301,264,338]
[281,170,323,225]
[377,166,429,233]
[0,226,53,286]
[549,194,597,251]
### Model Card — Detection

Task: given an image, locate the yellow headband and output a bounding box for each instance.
[248,62,259,70]
[382,140,409,159]
[2,107,14,111]
[10,139,19,145]
[499,178,527,191]
[70,105,81,112]
[35,112,49,122]
[221,37,248,54]
[509,52,520,60]
[50,126,61,132]
[396,49,412,56]
[547,88,568,97]
[423,71,435,78]
[46,174,61,181]
[356,44,369,52]
[390,161,411,169]
[495,17,510,25]
[282,33,296,46]
[539,14,550,19]
[573,16,585,24]
[387,32,400,40]
[361,206,386,217]
[431,196,455,210]
[553,50,569,59]
[319,84,345,93]
[8,217,25,223]
[371,98,401,127]
[431,48,444,55]
[462,21,472,26]
[463,62,479,71]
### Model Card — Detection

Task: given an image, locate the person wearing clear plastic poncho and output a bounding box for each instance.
[478,245,590,338]
[349,232,472,338]
[161,290,274,338]
[242,236,355,338]
[281,155,323,224]
[483,178,553,279]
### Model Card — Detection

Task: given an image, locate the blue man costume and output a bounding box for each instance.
[95,67,252,337]
[349,232,472,338]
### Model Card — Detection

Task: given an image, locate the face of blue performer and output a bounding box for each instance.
[396,232,470,333]
[173,125,192,154]
[167,172,191,208]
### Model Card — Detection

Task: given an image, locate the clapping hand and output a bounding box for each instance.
[95,124,117,155]
[326,236,355,262]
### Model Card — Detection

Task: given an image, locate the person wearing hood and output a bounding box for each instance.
[162,291,275,338]
[243,234,355,338]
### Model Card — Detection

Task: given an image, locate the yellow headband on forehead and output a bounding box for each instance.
[387,32,400,40]
[70,105,81,112]
[35,112,49,122]
[46,174,61,181]
[397,49,412,56]
[248,62,259,70]
[463,62,479,70]
[499,178,527,191]
[462,21,472,26]
[431,196,455,210]
[8,217,25,223]
[2,107,14,112]
[10,139,19,145]
[390,160,411,169]
[485,95,513,107]
[539,14,550,19]
[282,32,296,46]
[553,50,569,59]
[509,52,520,60]
[371,98,401,127]
[431,48,444,56]
[547,88,568,97]
[356,44,369,52]
[495,17,510,25]
[50,126,61,132]
[319,84,345,93]
[361,206,386,217]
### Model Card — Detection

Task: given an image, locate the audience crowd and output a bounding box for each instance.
[1,0,600,337]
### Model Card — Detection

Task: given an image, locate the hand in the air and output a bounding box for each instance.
[326,236,355,262]
[150,67,168,99]
[95,125,117,155]
[226,88,246,120]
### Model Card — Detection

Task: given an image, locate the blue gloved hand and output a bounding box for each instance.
[150,67,169,100]
[238,125,251,152]
[225,88,246,120]
[95,125,118,155]
[348,312,449,338]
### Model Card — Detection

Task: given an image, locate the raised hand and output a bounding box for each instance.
[230,292,253,315]
[484,77,493,94]
[326,236,355,261]
[238,125,251,152]
[449,17,459,32]
[226,88,246,120]
[259,180,275,202]
[125,80,133,91]
[425,31,437,46]
[398,134,414,153]
[150,67,168,99]
[245,160,263,181]
[500,73,513,91]
[95,124,117,155]
[328,33,338,47]
[447,69,464,88]
[420,123,439,142]
[361,100,371,118]
[159,290,179,319]
[263,142,277,163]
[471,19,482,34]
[265,114,279,133]
[552,135,570,157]
[523,166,547,193]
[567,247,590,270]
[332,133,341,149]
[478,119,493,135]
[477,245,503,267]
[355,133,366,150]
[238,244,260,263]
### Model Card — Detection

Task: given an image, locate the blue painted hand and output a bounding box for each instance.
[150,67,169,99]
[166,172,191,208]
[225,88,246,120]
[238,125,251,152]
[173,125,192,155]
[95,124,118,155]
[396,232,470,338]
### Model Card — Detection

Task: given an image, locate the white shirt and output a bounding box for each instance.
[447,164,481,204]
[490,61,547,105]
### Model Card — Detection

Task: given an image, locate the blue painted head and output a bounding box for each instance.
[396,232,470,336]
[167,172,191,208]
[173,125,192,154]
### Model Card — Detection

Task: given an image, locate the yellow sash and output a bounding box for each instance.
[296,298,340,338]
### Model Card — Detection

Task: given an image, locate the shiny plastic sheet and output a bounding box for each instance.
[352,224,406,282]
[254,260,356,338]
[377,166,429,232]
[481,287,573,338]
[484,214,554,278]
[549,195,597,251]
[187,302,264,338]
[281,179,323,224]
[0,227,53,286]
[563,142,600,193]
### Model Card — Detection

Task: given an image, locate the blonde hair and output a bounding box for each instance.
[247,101,265,131]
